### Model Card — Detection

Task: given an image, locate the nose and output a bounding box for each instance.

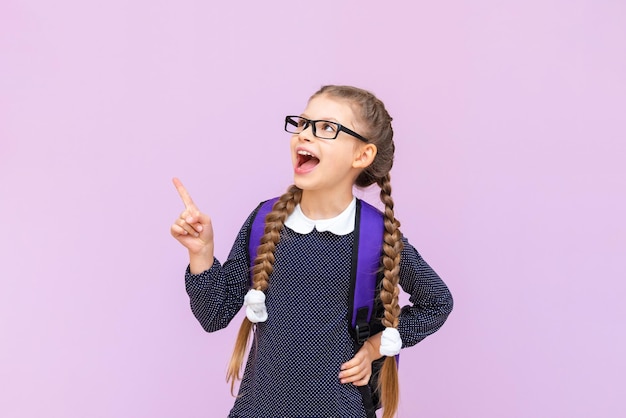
[298,122,315,142]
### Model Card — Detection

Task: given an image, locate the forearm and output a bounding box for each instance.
[188,246,214,275]
[397,237,454,347]
[364,332,384,360]
[398,293,453,347]
[185,259,246,332]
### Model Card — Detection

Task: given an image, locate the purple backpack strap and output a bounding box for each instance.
[248,197,279,284]
[351,199,384,344]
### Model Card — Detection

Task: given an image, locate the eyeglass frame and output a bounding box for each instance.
[284,115,369,142]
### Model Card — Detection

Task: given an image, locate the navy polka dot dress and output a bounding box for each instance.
[184,201,453,418]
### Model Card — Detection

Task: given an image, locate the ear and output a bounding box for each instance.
[353,143,378,169]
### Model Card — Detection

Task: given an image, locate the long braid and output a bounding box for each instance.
[226,185,302,394]
[251,185,302,291]
[377,173,403,418]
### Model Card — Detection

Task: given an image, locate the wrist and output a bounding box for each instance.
[364,339,382,361]
[188,241,213,257]
[188,248,214,274]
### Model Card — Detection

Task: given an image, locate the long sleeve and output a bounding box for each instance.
[397,236,454,348]
[184,211,255,333]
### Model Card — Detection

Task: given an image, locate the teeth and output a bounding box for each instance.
[297,150,315,157]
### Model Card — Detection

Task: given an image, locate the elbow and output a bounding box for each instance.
[190,308,227,333]
[195,313,229,333]
[194,309,235,333]
[201,322,223,333]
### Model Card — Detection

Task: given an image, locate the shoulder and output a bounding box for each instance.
[356,199,384,232]
[238,197,279,234]
[356,198,383,215]
[252,196,280,219]
[245,196,281,237]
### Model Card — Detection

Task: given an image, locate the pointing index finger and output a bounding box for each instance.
[172,177,196,210]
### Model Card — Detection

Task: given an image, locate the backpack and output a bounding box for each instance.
[247,197,389,414]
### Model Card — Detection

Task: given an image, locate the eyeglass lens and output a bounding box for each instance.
[286,116,339,139]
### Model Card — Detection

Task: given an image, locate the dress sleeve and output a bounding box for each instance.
[397,236,454,348]
[183,209,256,333]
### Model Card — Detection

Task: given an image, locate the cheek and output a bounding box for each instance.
[290,136,300,165]
[327,146,357,169]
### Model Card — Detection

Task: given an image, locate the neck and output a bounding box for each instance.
[299,189,354,220]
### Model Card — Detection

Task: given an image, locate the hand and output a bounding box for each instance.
[170,177,214,272]
[338,335,382,386]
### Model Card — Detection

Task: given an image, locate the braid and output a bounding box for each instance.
[376,173,403,418]
[251,185,302,291]
[378,173,403,328]
[226,185,302,394]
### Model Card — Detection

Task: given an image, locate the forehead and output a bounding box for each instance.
[302,95,358,126]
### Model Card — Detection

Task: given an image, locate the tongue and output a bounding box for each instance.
[300,157,319,170]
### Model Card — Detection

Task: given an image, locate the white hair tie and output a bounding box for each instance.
[379,327,402,356]
[244,289,268,323]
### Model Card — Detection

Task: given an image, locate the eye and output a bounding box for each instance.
[296,117,307,128]
[320,121,338,133]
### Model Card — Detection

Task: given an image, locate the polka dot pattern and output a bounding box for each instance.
[185,204,453,418]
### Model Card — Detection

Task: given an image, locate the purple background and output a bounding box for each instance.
[1,1,625,417]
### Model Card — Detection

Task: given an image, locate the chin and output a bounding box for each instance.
[293,175,318,191]
[293,176,308,190]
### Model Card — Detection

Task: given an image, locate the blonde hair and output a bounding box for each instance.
[227,85,403,418]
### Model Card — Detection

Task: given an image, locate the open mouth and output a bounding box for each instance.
[296,149,320,171]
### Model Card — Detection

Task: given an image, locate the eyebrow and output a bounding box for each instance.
[300,114,341,123]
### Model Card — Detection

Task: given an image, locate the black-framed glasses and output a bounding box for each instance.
[284,116,369,142]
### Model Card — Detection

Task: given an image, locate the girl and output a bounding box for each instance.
[171,85,453,418]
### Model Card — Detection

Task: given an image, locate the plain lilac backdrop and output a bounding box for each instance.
[1,1,625,417]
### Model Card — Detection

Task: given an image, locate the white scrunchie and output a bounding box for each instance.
[379,327,402,356]
[244,289,268,323]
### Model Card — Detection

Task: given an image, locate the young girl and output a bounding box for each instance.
[171,85,453,418]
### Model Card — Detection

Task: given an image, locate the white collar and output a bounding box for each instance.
[284,197,356,235]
